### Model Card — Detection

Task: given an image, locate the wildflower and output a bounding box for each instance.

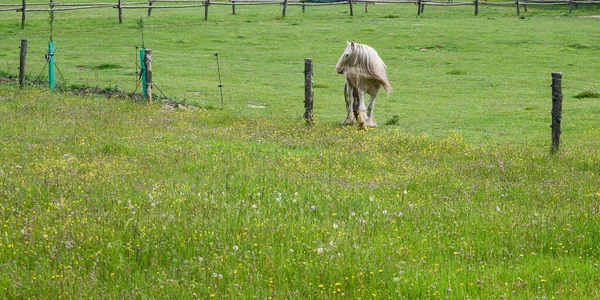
[316,247,324,254]
[233,245,239,251]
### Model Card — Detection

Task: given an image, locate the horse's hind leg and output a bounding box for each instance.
[365,90,379,127]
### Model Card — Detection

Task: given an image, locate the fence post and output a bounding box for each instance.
[145,49,153,102]
[302,0,305,13]
[304,58,314,126]
[19,39,27,88]
[232,0,236,14]
[139,48,147,99]
[148,0,153,16]
[417,0,422,15]
[205,0,210,20]
[515,0,520,15]
[474,0,479,15]
[365,2,368,13]
[568,0,573,13]
[21,0,26,29]
[118,0,123,23]
[48,41,55,90]
[551,72,562,154]
[349,0,354,16]
[282,0,288,17]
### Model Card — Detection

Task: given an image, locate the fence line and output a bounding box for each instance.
[6,0,600,27]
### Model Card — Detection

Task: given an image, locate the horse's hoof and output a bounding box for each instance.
[341,119,357,126]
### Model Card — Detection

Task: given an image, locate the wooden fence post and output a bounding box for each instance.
[474,0,479,15]
[21,0,26,29]
[568,0,573,13]
[349,0,354,16]
[19,39,27,88]
[145,49,153,102]
[282,0,288,17]
[148,0,153,16]
[232,0,236,14]
[205,0,210,20]
[118,0,123,23]
[551,72,562,154]
[304,58,314,126]
[417,0,423,15]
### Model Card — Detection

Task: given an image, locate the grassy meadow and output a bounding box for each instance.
[1,1,600,298]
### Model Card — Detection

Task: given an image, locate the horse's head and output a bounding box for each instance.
[335,41,356,74]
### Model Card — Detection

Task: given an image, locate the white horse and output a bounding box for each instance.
[335,41,392,129]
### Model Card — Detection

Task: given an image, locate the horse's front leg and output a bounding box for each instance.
[342,82,357,125]
[357,89,368,130]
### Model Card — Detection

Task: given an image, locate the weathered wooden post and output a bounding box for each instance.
[417,0,423,15]
[568,0,573,13]
[365,1,368,13]
[19,39,27,88]
[551,72,562,154]
[232,0,236,14]
[118,0,123,23]
[302,0,305,13]
[145,49,153,102]
[148,0,153,16]
[474,0,479,15]
[204,0,210,20]
[515,0,520,15]
[282,0,288,17]
[349,0,354,16]
[304,58,314,126]
[21,0,26,29]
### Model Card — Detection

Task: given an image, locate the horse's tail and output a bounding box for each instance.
[379,77,392,94]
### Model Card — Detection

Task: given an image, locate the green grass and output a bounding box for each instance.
[1,86,599,298]
[1,2,600,298]
[1,1,600,144]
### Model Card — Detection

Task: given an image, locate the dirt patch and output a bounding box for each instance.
[1,75,143,101]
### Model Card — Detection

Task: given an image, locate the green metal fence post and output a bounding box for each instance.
[48,41,55,90]
[139,48,147,99]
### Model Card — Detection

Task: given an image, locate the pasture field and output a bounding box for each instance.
[1,1,600,143]
[1,2,600,299]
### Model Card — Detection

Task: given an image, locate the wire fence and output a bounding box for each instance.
[3,0,600,27]
[4,39,599,106]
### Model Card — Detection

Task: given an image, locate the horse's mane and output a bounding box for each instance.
[347,43,392,93]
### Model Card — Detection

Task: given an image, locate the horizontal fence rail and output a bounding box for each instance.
[5,0,600,25]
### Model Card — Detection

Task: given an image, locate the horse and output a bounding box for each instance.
[336,41,392,129]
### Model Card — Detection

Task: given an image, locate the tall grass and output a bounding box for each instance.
[1,86,599,298]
